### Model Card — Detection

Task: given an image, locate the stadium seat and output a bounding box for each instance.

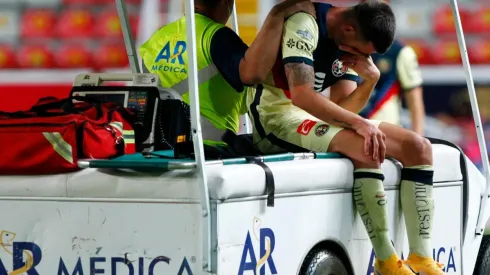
[20,9,56,39]
[0,45,17,68]
[56,44,93,68]
[56,9,94,39]
[468,39,490,64]
[402,40,434,65]
[466,7,490,34]
[94,9,139,39]
[432,5,470,35]
[0,9,19,44]
[431,40,462,64]
[238,26,257,46]
[93,43,129,69]
[16,44,55,68]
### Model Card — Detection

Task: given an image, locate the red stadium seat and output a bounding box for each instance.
[56,9,94,39]
[432,6,470,36]
[56,44,93,68]
[17,44,55,68]
[468,40,490,64]
[94,10,139,39]
[431,40,462,64]
[93,43,129,69]
[467,7,490,34]
[0,45,17,68]
[20,9,56,39]
[402,40,434,65]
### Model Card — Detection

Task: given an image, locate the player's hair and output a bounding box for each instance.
[195,0,221,8]
[348,0,396,53]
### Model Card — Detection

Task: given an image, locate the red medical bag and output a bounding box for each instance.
[0,97,135,175]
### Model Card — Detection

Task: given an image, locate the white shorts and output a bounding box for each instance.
[247,86,381,154]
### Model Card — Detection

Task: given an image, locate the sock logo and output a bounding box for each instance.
[353,182,375,239]
[375,192,387,206]
[414,182,431,237]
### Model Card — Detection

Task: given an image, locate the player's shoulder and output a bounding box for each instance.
[285,12,317,26]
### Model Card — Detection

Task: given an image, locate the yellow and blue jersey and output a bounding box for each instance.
[359,40,423,125]
[245,3,366,153]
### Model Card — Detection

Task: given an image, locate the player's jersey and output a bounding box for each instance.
[359,40,423,125]
[254,3,360,116]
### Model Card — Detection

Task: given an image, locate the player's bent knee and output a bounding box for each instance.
[328,129,381,169]
[405,134,433,165]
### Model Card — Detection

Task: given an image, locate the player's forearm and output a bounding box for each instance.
[241,7,286,83]
[406,87,425,135]
[291,87,366,130]
[337,79,377,114]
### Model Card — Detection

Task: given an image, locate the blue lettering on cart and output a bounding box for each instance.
[366,246,456,274]
[238,228,277,275]
[0,242,194,275]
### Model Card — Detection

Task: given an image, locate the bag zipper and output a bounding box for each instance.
[0,122,77,127]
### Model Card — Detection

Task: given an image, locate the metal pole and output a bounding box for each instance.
[183,0,213,271]
[115,0,141,73]
[230,2,240,34]
[449,0,490,234]
[231,1,254,134]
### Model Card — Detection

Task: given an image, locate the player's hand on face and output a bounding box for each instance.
[339,45,380,82]
[280,0,316,19]
[354,120,386,163]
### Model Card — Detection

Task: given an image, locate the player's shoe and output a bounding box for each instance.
[403,253,445,275]
[374,254,416,274]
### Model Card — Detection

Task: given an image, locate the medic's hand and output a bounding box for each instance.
[339,45,380,82]
[353,119,386,163]
[277,0,316,19]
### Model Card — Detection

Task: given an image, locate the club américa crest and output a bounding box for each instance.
[331,59,347,77]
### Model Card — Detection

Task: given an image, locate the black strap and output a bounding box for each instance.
[246,157,275,207]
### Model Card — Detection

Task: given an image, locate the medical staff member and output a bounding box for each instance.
[360,40,426,135]
[245,1,443,274]
[140,0,314,141]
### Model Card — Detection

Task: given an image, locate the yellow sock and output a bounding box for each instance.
[354,169,396,261]
[401,165,434,258]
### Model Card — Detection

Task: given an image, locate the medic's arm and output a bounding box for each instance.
[398,46,425,135]
[283,13,365,129]
[209,2,314,92]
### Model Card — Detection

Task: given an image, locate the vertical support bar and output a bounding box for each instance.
[231,0,253,134]
[449,0,490,234]
[230,2,239,34]
[115,0,141,73]
[184,0,213,272]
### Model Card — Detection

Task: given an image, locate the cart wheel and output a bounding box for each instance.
[300,249,349,275]
[474,235,490,275]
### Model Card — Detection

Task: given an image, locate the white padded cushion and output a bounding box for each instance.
[0,144,464,200]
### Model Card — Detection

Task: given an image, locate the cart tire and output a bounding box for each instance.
[300,248,349,275]
[474,235,490,275]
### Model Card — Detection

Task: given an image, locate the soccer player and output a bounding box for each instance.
[246,1,443,274]
[139,0,315,141]
[360,39,426,135]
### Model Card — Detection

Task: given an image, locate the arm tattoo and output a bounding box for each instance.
[284,63,315,89]
[333,119,354,129]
